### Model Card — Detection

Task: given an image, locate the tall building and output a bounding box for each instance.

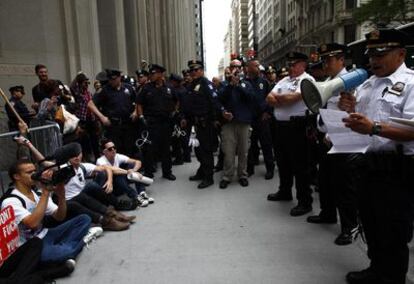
[230,0,249,57]
[223,20,234,68]
[0,0,200,167]
[247,0,258,53]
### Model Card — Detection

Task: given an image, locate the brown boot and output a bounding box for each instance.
[106,206,136,223]
[101,216,130,231]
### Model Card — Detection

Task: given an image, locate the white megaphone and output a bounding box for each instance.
[300,68,368,113]
[127,172,153,185]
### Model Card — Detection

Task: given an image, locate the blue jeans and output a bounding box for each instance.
[41,214,91,263]
[119,162,146,195]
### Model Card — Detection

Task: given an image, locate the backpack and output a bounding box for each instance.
[0,185,41,209]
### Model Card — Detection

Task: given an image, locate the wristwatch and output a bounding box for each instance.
[370,121,382,136]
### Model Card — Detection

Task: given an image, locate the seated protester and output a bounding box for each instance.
[0,159,91,265]
[14,137,134,231]
[5,85,36,131]
[0,238,45,284]
[97,138,154,207]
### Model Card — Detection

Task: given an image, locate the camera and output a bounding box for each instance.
[31,163,76,186]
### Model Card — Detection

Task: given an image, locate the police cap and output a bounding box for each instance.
[95,71,108,82]
[365,28,414,55]
[105,69,122,79]
[187,60,204,71]
[265,66,276,74]
[148,64,166,74]
[182,69,190,76]
[169,73,183,82]
[9,85,25,94]
[277,67,289,78]
[135,69,149,77]
[286,52,308,61]
[318,43,348,58]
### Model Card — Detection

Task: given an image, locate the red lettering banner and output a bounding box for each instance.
[0,206,20,266]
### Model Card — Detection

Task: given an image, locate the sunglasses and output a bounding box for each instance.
[105,146,116,152]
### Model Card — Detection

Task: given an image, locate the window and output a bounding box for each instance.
[345,0,357,9]
[344,24,356,43]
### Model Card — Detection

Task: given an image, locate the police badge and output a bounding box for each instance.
[259,83,264,90]
[388,82,405,96]
[194,84,201,92]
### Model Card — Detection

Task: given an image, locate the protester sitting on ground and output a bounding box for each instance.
[97,138,154,207]
[13,137,135,231]
[0,159,92,267]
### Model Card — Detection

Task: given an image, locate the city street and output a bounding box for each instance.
[60,160,368,284]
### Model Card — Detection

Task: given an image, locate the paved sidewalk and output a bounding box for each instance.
[57,161,372,284]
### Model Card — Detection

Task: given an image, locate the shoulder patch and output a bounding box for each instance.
[209,84,213,90]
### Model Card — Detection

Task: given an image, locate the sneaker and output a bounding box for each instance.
[83,226,103,246]
[136,195,149,207]
[139,191,154,204]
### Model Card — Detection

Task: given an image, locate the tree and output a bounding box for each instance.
[353,0,414,27]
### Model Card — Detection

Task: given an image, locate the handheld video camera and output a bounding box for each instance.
[31,163,75,186]
[31,142,81,186]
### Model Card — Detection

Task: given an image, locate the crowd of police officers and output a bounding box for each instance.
[4,27,414,283]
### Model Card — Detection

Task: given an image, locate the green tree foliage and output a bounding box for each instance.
[353,0,414,26]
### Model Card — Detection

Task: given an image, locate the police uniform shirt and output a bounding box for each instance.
[355,63,414,154]
[326,67,348,111]
[246,76,270,113]
[93,84,135,119]
[136,82,176,117]
[184,77,220,117]
[271,72,315,121]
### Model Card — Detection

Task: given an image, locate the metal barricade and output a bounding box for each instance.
[0,120,62,194]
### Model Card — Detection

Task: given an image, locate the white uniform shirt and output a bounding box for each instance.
[96,153,129,168]
[64,163,96,200]
[1,189,58,246]
[317,68,349,132]
[271,72,315,120]
[355,63,414,154]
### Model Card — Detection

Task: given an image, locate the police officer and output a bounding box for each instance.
[136,64,177,181]
[307,43,360,246]
[88,69,136,157]
[181,60,220,189]
[5,86,35,131]
[135,69,149,95]
[168,73,188,165]
[245,60,275,179]
[266,52,315,216]
[265,66,277,89]
[339,28,414,284]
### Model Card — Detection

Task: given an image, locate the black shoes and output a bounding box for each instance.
[335,227,359,246]
[239,178,249,187]
[198,179,214,189]
[346,267,378,284]
[306,214,337,224]
[219,180,230,189]
[162,173,176,181]
[264,170,274,180]
[189,174,203,181]
[144,172,154,178]
[267,191,293,201]
[290,204,312,216]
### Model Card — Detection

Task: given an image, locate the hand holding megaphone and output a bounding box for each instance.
[127,172,153,185]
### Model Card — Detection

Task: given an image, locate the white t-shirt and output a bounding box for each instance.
[1,189,58,246]
[96,154,129,168]
[64,163,96,200]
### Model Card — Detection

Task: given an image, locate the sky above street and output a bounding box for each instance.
[203,0,231,78]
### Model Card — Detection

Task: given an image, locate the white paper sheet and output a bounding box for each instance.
[319,109,370,154]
